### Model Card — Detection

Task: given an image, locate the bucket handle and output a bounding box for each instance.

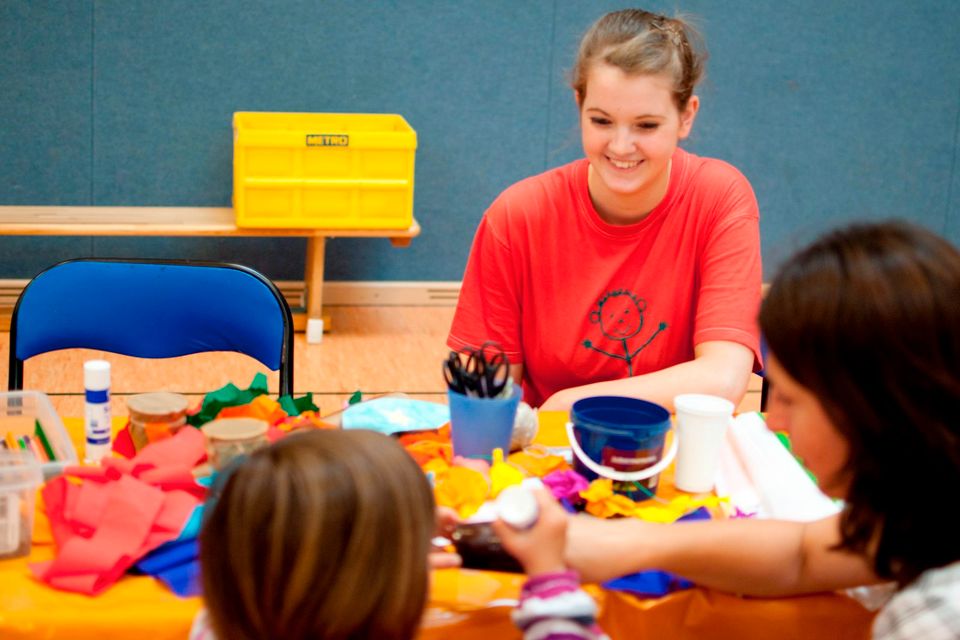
[565,421,678,482]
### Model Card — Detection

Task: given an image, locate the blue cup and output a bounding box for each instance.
[447,388,522,461]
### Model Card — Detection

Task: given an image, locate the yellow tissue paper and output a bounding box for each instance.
[507,446,568,478]
[489,448,524,497]
[434,466,490,519]
[580,478,727,523]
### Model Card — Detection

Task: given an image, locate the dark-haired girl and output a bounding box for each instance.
[566,221,960,639]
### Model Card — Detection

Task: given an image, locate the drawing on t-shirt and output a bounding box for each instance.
[582,289,667,375]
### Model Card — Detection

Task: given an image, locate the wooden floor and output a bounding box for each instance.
[0,306,762,418]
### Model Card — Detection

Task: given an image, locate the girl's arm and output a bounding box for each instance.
[494,491,610,640]
[565,512,882,596]
[540,340,754,412]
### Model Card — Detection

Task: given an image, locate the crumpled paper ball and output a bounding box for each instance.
[510,401,538,451]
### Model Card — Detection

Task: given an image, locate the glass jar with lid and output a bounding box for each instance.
[126,392,190,451]
[201,417,270,470]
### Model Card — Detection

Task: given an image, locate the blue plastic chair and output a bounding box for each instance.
[8,259,294,396]
[759,334,769,412]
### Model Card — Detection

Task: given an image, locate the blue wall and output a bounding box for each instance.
[2,1,959,281]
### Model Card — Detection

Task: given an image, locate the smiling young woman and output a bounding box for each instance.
[448,9,762,411]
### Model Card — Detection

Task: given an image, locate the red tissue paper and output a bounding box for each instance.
[31,426,208,595]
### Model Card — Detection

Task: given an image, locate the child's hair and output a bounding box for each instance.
[759,220,960,586]
[570,8,706,110]
[199,428,435,640]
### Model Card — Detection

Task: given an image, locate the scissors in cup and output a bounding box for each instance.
[443,341,510,398]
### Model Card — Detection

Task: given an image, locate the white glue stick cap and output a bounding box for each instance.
[84,360,111,391]
[496,486,539,530]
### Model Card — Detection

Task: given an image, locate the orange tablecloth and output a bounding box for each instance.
[0,412,876,639]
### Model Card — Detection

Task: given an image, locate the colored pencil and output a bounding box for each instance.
[20,435,37,456]
[33,420,57,461]
[27,434,48,462]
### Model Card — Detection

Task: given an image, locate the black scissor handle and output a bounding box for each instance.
[474,342,509,397]
[443,341,510,398]
[443,351,467,394]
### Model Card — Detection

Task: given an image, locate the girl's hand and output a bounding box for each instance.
[492,489,568,576]
[429,506,462,570]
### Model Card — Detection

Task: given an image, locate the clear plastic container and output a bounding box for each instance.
[0,450,44,559]
[0,391,77,480]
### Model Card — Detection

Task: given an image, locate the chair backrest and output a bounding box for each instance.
[759,334,769,412]
[8,259,294,396]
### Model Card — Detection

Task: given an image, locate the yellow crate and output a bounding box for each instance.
[233,112,417,229]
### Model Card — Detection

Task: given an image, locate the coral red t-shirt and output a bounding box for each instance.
[448,148,762,408]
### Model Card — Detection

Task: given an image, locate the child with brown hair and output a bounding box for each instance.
[192,428,607,639]
[193,429,434,640]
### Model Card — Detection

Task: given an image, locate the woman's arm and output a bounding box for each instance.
[540,340,754,412]
[565,512,881,596]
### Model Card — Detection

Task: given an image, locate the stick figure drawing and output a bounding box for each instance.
[582,289,667,376]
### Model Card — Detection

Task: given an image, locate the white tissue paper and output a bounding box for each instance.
[714,412,839,521]
[509,402,538,451]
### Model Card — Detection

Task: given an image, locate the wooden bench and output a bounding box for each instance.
[0,206,420,342]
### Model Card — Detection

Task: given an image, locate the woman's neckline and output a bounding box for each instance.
[576,148,686,237]
[587,159,672,226]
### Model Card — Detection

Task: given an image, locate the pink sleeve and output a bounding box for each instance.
[694,177,764,371]
[447,204,524,362]
[189,609,216,640]
[513,570,608,640]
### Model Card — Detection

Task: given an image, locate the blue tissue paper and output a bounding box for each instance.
[602,507,711,597]
[341,398,449,435]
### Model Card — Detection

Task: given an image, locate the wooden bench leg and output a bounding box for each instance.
[305,236,326,343]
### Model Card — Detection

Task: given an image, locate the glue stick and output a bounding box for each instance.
[83,360,112,463]
[496,485,539,530]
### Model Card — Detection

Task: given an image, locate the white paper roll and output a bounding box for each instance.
[724,412,839,522]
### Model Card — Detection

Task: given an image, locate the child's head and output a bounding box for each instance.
[570,9,705,111]
[200,428,435,640]
[760,220,960,585]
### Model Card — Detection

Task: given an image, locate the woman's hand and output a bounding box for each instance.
[492,489,569,576]
[429,506,462,570]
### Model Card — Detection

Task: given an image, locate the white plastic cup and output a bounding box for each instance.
[673,393,735,493]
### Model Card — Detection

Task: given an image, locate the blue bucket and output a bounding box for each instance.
[569,396,674,502]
